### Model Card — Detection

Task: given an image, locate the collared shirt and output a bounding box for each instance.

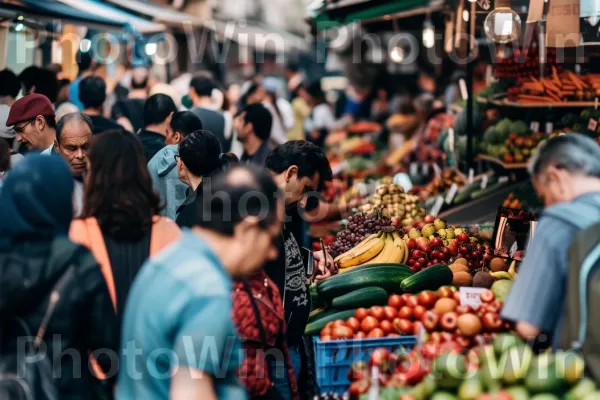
[117,230,246,400]
[502,192,600,349]
[41,143,54,155]
[240,141,273,167]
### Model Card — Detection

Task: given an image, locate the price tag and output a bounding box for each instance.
[409,162,418,176]
[446,183,459,204]
[530,121,540,132]
[422,163,430,176]
[468,168,474,184]
[431,196,445,217]
[481,175,489,189]
[545,122,554,134]
[356,182,368,196]
[448,127,455,152]
[588,119,598,131]
[458,79,468,100]
[331,160,348,175]
[460,287,488,308]
[498,176,509,183]
[432,163,443,178]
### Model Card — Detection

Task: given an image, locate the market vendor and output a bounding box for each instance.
[501,133,600,349]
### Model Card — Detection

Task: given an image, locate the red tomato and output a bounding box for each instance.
[370,306,385,320]
[380,320,394,334]
[413,305,427,321]
[332,326,354,340]
[332,320,347,328]
[394,319,414,335]
[355,308,370,321]
[320,335,332,341]
[388,294,405,309]
[367,328,385,338]
[398,306,413,320]
[383,306,398,321]
[417,291,439,309]
[354,332,367,339]
[406,295,420,308]
[346,317,361,332]
[361,316,379,333]
[401,293,412,304]
[320,326,332,337]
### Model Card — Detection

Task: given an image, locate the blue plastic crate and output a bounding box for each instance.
[312,335,417,394]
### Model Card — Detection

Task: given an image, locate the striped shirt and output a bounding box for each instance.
[501,193,600,349]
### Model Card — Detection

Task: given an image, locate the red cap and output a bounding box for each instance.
[6,94,55,127]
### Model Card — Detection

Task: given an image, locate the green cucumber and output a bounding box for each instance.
[317,265,413,300]
[400,264,453,293]
[332,287,389,309]
[339,263,411,276]
[304,309,357,336]
[310,284,324,309]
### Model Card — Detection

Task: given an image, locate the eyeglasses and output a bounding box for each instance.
[14,120,33,134]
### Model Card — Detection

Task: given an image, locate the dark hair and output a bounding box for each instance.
[0,69,21,98]
[239,83,260,108]
[190,74,215,97]
[143,94,177,127]
[79,76,107,109]
[179,130,238,177]
[170,111,203,138]
[56,113,93,144]
[19,67,58,103]
[43,116,57,131]
[529,133,600,178]
[240,104,272,141]
[285,61,299,73]
[82,129,162,240]
[265,140,333,191]
[76,50,94,74]
[305,80,326,105]
[194,164,282,235]
[0,139,10,173]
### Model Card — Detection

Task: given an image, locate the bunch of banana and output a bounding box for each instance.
[490,260,518,280]
[361,231,409,265]
[334,232,385,270]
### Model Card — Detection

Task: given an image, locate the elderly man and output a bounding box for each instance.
[55,113,93,216]
[6,93,57,154]
[502,133,600,349]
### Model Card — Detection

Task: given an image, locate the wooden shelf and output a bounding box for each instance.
[476,154,529,170]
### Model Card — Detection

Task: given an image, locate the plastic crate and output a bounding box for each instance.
[312,335,417,394]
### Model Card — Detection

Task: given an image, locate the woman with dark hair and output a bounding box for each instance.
[70,130,181,320]
[148,111,204,220]
[303,80,334,148]
[0,154,117,399]
[175,130,239,227]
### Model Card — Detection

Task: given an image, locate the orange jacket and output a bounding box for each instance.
[69,216,181,310]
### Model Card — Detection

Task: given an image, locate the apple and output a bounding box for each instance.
[391,217,401,227]
[453,291,462,303]
[456,305,473,314]
[417,291,439,308]
[421,310,440,332]
[436,287,454,298]
[440,312,458,331]
[424,215,435,223]
[457,232,470,243]
[416,221,427,230]
[480,289,495,303]
[481,312,503,332]
[488,300,504,313]
[429,331,443,344]
[421,224,436,238]
[440,332,454,343]
[416,237,430,251]
[413,305,427,321]
[430,237,443,248]
[398,306,413,320]
[408,228,422,239]
[407,239,417,250]
[421,342,440,359]
[434,218,446,230]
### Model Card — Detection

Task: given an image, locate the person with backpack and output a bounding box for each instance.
[502,133,600,351]
[0,154,117,400]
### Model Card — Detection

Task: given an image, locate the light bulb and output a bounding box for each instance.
[422,20,435,49]
[463,10,469,22]
[145,43,157,56]
[15,23,24,32]
[390,46,405,63]
[79,39,91,53]
[484,8,521,43]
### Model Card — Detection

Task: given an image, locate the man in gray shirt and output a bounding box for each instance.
[189,74,231,152]
[502,133,600,349]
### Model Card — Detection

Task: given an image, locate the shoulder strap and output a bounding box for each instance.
[241,279,270,347]
[543,201,600,230]
[572,242,600,350]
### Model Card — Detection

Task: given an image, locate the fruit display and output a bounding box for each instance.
[328,212,393,259]
[409,169,467,202]
[480,117,545,164]
[505,68,600,104]
[333,230,409,272]
[360,179,427,224]
[495,48,559,79]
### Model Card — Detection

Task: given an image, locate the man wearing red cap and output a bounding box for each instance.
[6,94,57,154]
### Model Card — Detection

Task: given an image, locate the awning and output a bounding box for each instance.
[105,0,205,28]
[208,20,308,53]
[55,0,166,34]
[0,0,126,30]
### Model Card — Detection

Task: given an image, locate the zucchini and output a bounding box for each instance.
[308,307,329,322]
[332,287,388,309]
[310,284,324,310]
[304,309,357,336]
[317,265,413,300]
[400,264,453,293]
[339,263,411,275]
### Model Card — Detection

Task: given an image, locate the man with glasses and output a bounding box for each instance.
[6,94,57,154]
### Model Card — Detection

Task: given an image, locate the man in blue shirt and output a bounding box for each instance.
[117,165,284,400]
[502,133,600,349]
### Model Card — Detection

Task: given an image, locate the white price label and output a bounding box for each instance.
[431,196,445,217]
[356,182,368,196]
[575,64,581,74]
[458,79,468,100]
[460,287,488,308]
[498,176,509,183]
[545,122,554,134]
[448,127,455,152]
[468,168,474,184]
[422,163,430,176]
[530,121,540,132]
[481,175,488,190]
[393,173,413,192]
[446,183,459,204]
[588,119,598,131]
[409,162,418,176]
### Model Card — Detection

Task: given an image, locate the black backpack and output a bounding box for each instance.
[0,267,74,400]
[544,201,600,383]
